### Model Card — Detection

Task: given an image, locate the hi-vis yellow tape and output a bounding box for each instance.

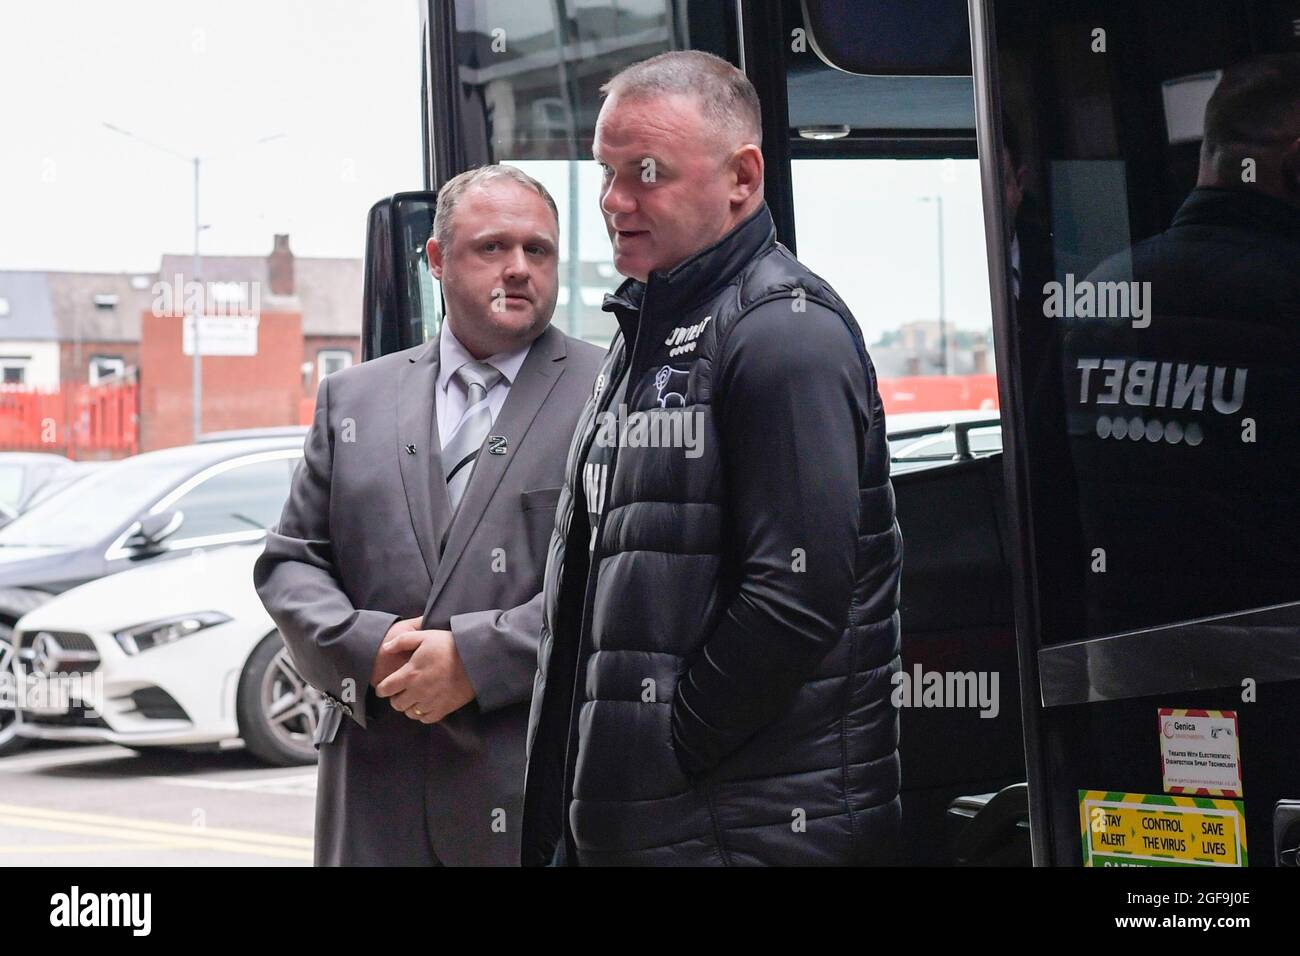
[1078,790,1247,867]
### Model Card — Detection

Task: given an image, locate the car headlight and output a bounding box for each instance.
[113,612,231,655]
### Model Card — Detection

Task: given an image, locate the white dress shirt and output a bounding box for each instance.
[436,323,533,448]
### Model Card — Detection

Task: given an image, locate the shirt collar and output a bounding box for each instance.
[437,322,533,394]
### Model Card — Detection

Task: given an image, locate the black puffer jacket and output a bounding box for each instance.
[521,205,902,866]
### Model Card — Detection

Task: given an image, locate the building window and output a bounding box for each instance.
[89,355,126,385]
[317,349,353,380]
[1,364,27,385]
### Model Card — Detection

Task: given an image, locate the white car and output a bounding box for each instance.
[10,543,320,765]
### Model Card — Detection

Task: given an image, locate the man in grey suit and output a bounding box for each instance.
[254,164,603,866]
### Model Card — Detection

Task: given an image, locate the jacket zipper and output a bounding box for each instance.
[558,282,673,858]
[556,328,633,859]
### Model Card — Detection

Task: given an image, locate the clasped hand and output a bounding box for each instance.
[371,617,474,723]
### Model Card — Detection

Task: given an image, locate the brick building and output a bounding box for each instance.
[0,271,64,388]
[0,235,362,454]
[150,235,363,450]
[47,271,151,388]
[158,236,363,399]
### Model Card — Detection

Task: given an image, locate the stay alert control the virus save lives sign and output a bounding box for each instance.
[1078,791,1247,867]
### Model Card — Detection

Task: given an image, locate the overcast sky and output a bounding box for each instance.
[519,157,994,335]
[0,0,992,336]
[0,0,424,274]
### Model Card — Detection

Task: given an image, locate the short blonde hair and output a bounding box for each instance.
[600,50,762,150]
[432,164,560,250]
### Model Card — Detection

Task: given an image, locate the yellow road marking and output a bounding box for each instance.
[0,803,311,849]
[0,842,188,854]
[0,814,311,861]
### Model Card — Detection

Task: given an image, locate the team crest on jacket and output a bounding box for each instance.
[654,365,690,408]
[664,315,711,357]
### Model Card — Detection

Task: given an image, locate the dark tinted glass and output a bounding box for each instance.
[451,0,678,161]
[992,0,1300,640]
[802,0,971,76]
[787,0,975,134]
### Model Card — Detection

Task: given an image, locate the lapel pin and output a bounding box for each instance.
[405,443,416,455]
[487,435,508,456]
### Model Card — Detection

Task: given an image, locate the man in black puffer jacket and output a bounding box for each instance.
[520,50,903,866]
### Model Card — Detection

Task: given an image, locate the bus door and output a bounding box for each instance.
[971,0,1300,865]
[366,0,1032,864]
[780,0,1027,864]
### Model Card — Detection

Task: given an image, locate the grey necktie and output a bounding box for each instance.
[442,360,504,511]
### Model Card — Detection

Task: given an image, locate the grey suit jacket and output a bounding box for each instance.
[253,324,603,866]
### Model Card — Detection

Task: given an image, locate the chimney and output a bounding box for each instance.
[268,234,295,295]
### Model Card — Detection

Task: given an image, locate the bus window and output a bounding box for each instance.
[443,1,730,348]
[978,0,1300,868]
[771,0,1024,864]
[451,0,677,161]
[791,158,997,418]
[784,0,998,430]
[990,0,1300,642]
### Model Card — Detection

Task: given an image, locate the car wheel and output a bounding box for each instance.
[0,629,29,758]
[236,633,320,767]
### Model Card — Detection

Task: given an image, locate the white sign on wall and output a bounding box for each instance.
[182,315,260,356]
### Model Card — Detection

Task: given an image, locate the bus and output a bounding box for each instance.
[361,0,1300,867]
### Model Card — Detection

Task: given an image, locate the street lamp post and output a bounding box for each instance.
[102,124,283,442]
[192,156,202,443]
[919,195,948,375]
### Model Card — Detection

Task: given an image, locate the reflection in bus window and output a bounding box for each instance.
[447,1,685,348]
[1062,54,1300,635]
[994,0,1300,639]
[452,0,676,160]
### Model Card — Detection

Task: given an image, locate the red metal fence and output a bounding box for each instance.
[0,383,139,459]
[0,375,994,461]
[877,374,1000,415]
[292,376,999,426]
